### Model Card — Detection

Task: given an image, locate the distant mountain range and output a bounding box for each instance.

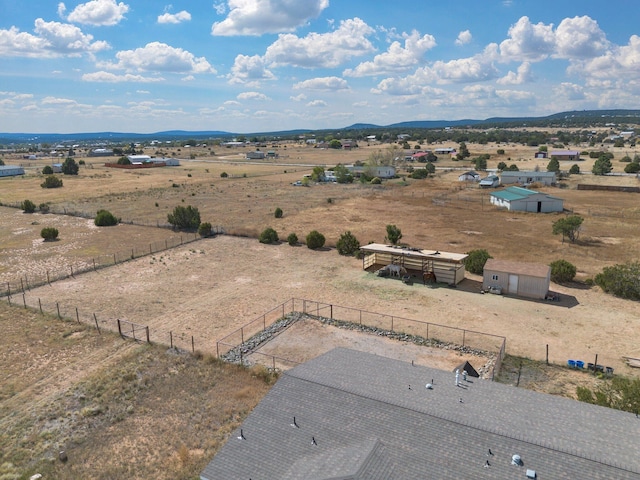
[1,109,639,144]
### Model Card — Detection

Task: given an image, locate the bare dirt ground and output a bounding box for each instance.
[19,234,640,376]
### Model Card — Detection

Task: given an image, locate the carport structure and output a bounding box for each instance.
[360,243,467,285]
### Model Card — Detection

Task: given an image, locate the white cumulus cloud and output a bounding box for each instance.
[293,76,349,91]
[499,16,555,61]
[344,30,436,77]
[212,0,329,36]
[158,10,191,25]
[307,100,327,107]
[455,30,472,46]
[0,19,109,58]
[82,71,163,82]
[237,91,270,101]
[102,42,215,74]
[497,61,532,85]
[265,18,375,68]
[555,16,609,59]
[63,0,129,26]
[229,54,275,84]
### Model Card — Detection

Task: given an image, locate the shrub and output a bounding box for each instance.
[94,209,119,226]
[569,164,581,174]
[42,165,53,174]
[370,177,381,184]
[624,162,640,174]
[38,203,50,213]
[116,156,131,165]
[464,249,492,275]
[41,175,63,188]
[336,231,360,256]
[62,157,79,175]
[409,169,428,179]
[577,376,640,413]
[198,222,212,237]
[620,155,632,163]
[78,159,85,165]
[220,172,228,178]
[497,161,507,171]
[497,149,505,155]
[259,227,279,244]
[21,199,36,213]
[550,259,577,283]
[385,224,402,245]
[287,233,298,246]
[306,230,325,250]
[167,205,201,230]
[274,207,283,218]
[552,215,583,243]
[41,227,59,241]
[594,262,640,300]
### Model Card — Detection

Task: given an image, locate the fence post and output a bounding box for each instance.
[7,282,10,297]
[170,331,173,349]
[93,258,96,271]
[191,336,194,353]
[56,302,61,319]
[146,326,150,344]
[113,253,116,264]
[70,266,74,278]
[241,327,244,344]
[22,293,26,308]
[359,309,362,325]
[94,313,101,335]
[131,248,134,260]
[263,315,266,331]
[117,319,123,337]
[7,295,11,307]
[330,304,333,320]
[76,307,80,323]
[20,278,24,293]
[216,341,219,358]
[39,298,42,314]
[47,271,50,285]
[426,323,429,340]
[132,323,136,341]
[391,316,394,332]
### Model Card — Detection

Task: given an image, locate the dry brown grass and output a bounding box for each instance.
[2,137,640,478]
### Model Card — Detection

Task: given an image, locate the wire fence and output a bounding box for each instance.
[216,298,507,380]
[1,231,204,298]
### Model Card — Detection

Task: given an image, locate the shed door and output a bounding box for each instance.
[508,274,519,294]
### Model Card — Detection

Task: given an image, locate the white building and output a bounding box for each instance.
[490,186,564,213]
[0,165,25,177]
[500,171,556,186]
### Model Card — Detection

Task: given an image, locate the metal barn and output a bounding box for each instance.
[490,186,564,213]
[483,259,550,299]
[0,165,25,177]
[360,243,467,285]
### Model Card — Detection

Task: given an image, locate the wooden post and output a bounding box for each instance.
[263,315,266,331]
[594,354,598,375]
[146,326,150,344]
[7,282,10,297]
[117,319,123,337]
[131,248,134,259]
[7,295,11,307]
[56,302,61,318]
[426,323,429,340]
[94,313,101,334]
[22,293,26,308]
[20,278,24,293]
[39,298,42,314]
[391,316,394,332]
[113,253,116,264]
[191,335,194,353]
[546,344,549,365]
[170,331,173,349]
[75,307,80,323]
[132,323,136,341]
[70,265,74,278]
[216,341,219,358]
[241,327,244,344]
[149,244,152,255]
[330,304,333,320]
[47,271,50,285]
[93,258,96,271]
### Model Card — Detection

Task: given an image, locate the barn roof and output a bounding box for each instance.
[360,243,467,263]
[201,348,640,479]
[484,258,551,278]
[490,186,563,203]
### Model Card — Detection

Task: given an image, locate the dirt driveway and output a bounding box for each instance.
[22,235,640,375]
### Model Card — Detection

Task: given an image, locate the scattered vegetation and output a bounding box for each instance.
[287,232,298,246]
[21,199,36,213]
[549,259,577,283]
[116,156,131,165]
[41,227,59,241]
[594,262,640,300]
[552,215,584,243]
[385,224,402,245]
[42,165,53,174]
[569,164,581,174]
[62,157,79,175]
[38,202,50,213]
[306,230,325,250]
[274,207,283,218]
[167,205,201,230]
[577,376,640,414]
[94,209,119,226]
[464,249,492,275]
[259,227,279,244]
[336,231,360,256]
[40,175,63,188]
[198,222,212,237]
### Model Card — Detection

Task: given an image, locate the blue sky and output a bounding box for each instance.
[0,0,639,134]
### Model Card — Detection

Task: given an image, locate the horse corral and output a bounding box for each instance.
[362,243,467,285]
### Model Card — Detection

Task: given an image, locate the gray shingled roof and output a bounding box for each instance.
[201,348,640,480]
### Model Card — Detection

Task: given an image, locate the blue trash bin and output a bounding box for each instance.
[567,359,576,368]
[576,360,584,369]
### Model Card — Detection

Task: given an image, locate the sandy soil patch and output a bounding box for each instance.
[22,235,640,376]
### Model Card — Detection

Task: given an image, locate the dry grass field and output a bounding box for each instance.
[1,137,640,478]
